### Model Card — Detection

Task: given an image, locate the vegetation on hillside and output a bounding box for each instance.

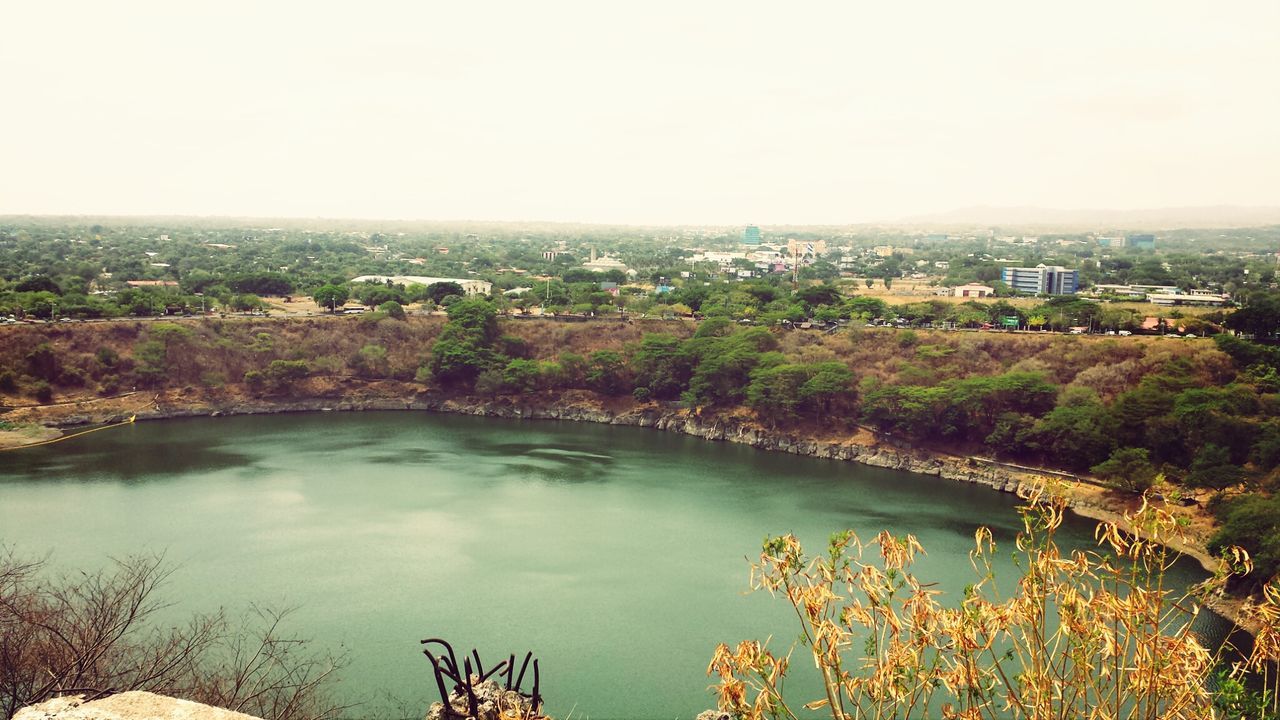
[6,300,1280,589]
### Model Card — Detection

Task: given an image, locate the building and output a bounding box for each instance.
[953,284,994,298]
[786,239,828,256]
[582,256,629,273]
[350,275,492,296]
[1147,290,1228,306]
[582,247,630,273]
[1001,265,1078,295]
[1092,284,1179,299]
[1127,234,1156,250]
[872,245,913,257]
[742,226,762,245]
[542,251,559,261]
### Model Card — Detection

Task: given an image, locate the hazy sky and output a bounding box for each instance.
[3,1,1278,224]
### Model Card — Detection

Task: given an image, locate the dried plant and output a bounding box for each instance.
[0,550,347,720]
[709,486,1275,720]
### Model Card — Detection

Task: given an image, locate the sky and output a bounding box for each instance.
[2,1,1278,225]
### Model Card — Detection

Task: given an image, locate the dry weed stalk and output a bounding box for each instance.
[709,486,1278,720]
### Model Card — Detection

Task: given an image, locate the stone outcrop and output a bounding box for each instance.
[410,394,1031,496]
[13,692,261,720]
[425,680,543,720]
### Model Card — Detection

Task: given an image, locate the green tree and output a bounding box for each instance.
[1209,493,1280,590]
[312,285,349,313]
[586,350,631,395]
[1091,447,1158,492]
[1028,388,1113,471]
[1184,443,1244,490]
[378,300,406,319]
[629,334,694,399]
[428,299,502,387]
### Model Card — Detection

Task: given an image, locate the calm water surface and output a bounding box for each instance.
[0,412,1209,718]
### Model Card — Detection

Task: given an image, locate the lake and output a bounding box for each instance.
[0,412,1213,718]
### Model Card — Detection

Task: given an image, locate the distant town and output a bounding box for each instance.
[1,217,1275,337]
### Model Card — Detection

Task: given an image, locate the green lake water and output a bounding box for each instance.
[0,412,1214,718]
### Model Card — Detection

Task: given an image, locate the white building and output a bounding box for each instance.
[953,284,994,298]
[350,275,492,296]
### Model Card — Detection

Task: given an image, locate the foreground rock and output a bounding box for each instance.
[426,680,544,720]
[13,692,261,720]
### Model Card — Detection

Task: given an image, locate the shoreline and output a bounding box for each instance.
[0,384,1250,631]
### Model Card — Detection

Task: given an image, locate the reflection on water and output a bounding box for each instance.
[0,412,1220,719]
[0,434,254,482]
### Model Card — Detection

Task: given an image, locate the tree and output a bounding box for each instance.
[429,299,502,387]
[229,293,263,312]
[312,285,349,313]
[796,285,842,310]
[630,334,694,399]
[0,550,346,720]
[1028,388,1113,471]
[424,282,465,305]
[586,350,631,395]
[1209,493,1280,590]
[1091,447,1158,492]
[378,300,406,319]
[14,276,61,294]
[1183,443,1244,490]
[1225,291,1280,339]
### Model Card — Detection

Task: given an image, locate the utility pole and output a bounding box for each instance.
[791,242,799,288]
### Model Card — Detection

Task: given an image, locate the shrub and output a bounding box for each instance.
[25,344,59,382]
[350,345,389,378]
[32,381,53,403]
[709,490,1265,720]
[378,300,406,320]
[243,370,265,391]
[415,365,433,384]
[94,346,120,368]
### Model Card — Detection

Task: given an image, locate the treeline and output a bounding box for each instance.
[429,305,854,420]
[4,303,1280,587]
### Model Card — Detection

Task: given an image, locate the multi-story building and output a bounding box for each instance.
[742,226,762,245]
[1001,264,1078,295]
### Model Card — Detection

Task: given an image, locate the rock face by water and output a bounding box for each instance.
[409,395,1034,496]
[425,680,543,720]
[13,692,261,720]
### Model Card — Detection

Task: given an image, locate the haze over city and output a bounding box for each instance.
[3,0,1278,225]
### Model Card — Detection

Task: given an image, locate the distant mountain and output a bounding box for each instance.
[899,205,1280,230]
